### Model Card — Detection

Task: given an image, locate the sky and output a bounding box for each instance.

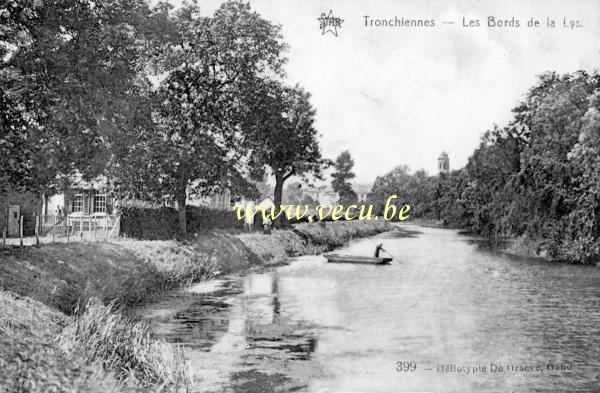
[175,0,600,183]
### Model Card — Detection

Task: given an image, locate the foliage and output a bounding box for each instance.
[331,151,358,205]
[120,201,179,240]
[119,202,244,239]
[109,1,288,234]
[244,79,330,225]
[369,71,600,263]
[1,0,154,192]
[187,206,243,231]
[1,0,329,239]
[283,182,317,206]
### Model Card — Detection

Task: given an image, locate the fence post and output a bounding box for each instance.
[79,217,83,239]
[35,215,40,248]
[105,215,108,242]
[67,217,70,243]
[19,216,23,247]
[52,215,56,243]
[94,216,97,241]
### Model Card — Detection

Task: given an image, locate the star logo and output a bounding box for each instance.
[317,10,344,37]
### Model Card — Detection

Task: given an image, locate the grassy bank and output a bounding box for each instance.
[237,220,390,264]
[0,220,389,392]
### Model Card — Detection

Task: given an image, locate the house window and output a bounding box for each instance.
[93,195,107,213]
[72,195,84,213]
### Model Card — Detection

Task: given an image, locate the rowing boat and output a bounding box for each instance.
[324,254,392,265]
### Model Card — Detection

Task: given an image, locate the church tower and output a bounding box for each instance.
[438,151,449,174]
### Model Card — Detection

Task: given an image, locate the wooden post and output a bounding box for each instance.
[104,215,108,242]
[52,215,56,243]
[79,217,83,238]
[67,217,70,243]
[93,216,97,241]
[35,215,40,247]
[19,215,23,247]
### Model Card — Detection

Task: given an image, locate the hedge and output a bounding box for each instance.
[187,205,244,231]
[119,202,178,239]
[119,202,243,239]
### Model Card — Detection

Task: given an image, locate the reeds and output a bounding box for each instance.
[58,299,189,391]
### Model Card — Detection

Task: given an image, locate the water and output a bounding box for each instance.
[138,225,600,392]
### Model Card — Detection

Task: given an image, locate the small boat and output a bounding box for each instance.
[324,254,392,265]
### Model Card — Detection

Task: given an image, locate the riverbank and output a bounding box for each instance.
[407,220,556,263]
[0,220,389,392]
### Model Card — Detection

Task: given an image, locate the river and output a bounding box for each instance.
[138,225,600,392]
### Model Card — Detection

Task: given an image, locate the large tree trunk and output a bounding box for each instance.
[176,190,187,236]
[273,173,284,228]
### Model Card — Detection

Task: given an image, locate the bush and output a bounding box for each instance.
[120,201,178,240]
[120,202,243,239]
[186,205,243,232]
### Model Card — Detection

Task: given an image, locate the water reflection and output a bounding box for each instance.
[139,225,600,392]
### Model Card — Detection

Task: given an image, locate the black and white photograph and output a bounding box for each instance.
[2,0,600,392]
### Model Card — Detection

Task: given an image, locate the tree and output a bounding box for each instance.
[331,151,357,205]
[110,1,287,234]
[284,182,303,204]
[559,101,600,262]
[0,88,52,193]
[368,165,412,216]
[1,0,154,192]
[245,80,329,226]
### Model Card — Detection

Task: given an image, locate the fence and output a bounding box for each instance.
[2,214,120,247]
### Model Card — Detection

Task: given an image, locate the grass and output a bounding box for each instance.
[235,230,300,265]
[0,291,123,392]
[0,291,188,392]
[58,299,189,391]
[235,220,390,264]
[0,243,164,313]
[293,220,390,249]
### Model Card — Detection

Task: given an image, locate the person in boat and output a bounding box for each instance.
[374,243,385,258]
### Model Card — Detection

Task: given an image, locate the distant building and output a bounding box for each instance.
[438,151,450,174]
[187,190,231,210]
[352,183,372,202]
[295,183,371,205]
[302,185,338,206]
